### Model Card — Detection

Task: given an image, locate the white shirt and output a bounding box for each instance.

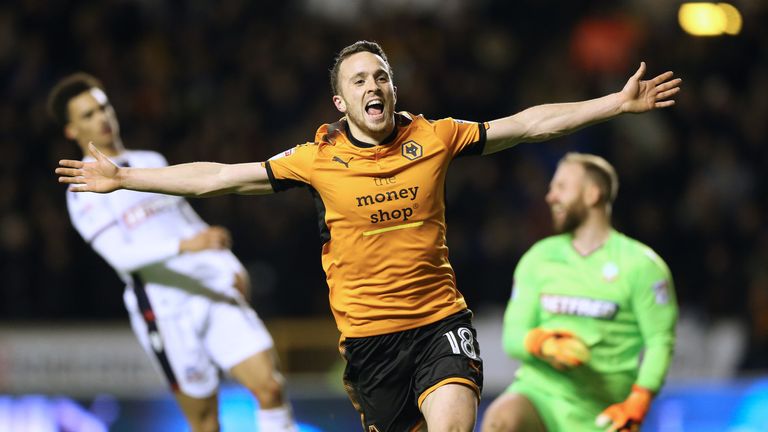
[66,150,244,316]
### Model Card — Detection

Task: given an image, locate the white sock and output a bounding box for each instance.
[257,404,297,432]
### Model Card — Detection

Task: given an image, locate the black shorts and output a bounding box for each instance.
[340,310,483,432]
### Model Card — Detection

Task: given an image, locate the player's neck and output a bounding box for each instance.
[346,117,396,145]
[571,216,612,256]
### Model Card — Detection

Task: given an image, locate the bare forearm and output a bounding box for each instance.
[58,143,273,196]
[119,162,245,197]
[484,92,624,154]
[517,92,623,141]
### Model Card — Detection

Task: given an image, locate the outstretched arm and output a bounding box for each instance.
[483,62,682,155]
[56,143,273,196]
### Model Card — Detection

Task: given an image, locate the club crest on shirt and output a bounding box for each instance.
[602,262,619,282]
[401,140,423,160]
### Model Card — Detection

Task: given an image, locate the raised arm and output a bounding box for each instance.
[483,62,682,155]
[56,143,273,196]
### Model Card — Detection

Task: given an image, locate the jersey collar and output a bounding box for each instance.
[344,113,409,148]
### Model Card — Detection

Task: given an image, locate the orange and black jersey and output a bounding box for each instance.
[265,112,488,338]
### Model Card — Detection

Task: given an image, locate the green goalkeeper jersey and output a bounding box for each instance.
[503,230,677,404]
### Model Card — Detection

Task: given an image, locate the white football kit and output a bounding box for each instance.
[66,150,273,398]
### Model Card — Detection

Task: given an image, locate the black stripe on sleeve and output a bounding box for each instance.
[455,122,488,158]
[264,161,305,193]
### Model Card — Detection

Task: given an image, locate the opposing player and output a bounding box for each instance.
[480,153,678,432]
[48,73,297,432]
[56,42,681,431]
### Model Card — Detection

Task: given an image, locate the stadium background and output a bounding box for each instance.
[1,0,766,430]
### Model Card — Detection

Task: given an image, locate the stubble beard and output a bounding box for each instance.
[553,200,588,234]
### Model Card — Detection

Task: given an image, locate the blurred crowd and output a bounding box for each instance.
[1,1,767,370]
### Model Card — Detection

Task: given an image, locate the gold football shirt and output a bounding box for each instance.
[266,112,487,338]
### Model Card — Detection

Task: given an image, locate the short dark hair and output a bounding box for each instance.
[329,40,393,96]
[560,152,619,205]
[47,72,104,126]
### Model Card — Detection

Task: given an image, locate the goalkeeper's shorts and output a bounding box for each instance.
[508,379,605,432]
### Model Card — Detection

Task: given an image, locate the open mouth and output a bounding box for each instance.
[365,100,385,121]
[550,205,565,217]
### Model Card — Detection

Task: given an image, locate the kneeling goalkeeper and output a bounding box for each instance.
[481,153,678,432]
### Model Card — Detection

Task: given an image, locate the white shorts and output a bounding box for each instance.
[125,287,274,398]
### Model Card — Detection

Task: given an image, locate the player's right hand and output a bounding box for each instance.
[56,142,121,193]
[524,328,590,370]
[180,226,232,253]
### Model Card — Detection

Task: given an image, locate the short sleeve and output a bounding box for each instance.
[431,118,488,158]
[264,143,317,192]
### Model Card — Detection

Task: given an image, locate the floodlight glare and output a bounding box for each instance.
[678,3,742,36]
[718,3,743,35]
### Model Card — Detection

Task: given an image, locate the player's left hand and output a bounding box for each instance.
[619,62,682,113]
[595,385,653,432]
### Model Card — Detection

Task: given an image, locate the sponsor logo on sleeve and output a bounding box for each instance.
[653,280,670,305]
[269,147,295,160]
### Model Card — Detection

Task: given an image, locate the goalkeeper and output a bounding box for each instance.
[481,153,678,432]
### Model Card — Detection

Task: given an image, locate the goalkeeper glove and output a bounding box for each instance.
[524,328,590,370]
[595,385,653,432]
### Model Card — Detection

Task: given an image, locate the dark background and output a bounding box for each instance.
[2,0,767,370]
